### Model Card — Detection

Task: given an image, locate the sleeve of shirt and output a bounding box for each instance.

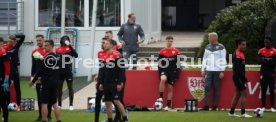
[14,34,26,50]
[138,25,145,41]
[117,25,124,42]
[201,49,207,72]
[220,48,227,71]
[97,59,104,84]
[31,55,36,76]
[234,58,247,82]
[4,59,10,77]
[32,58,45,83]
[69,46,78,58]
[158,54,165,74]
[117,56,126,84]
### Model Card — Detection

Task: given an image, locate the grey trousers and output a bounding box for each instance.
[204,71,221,107]
[124,51,138,66]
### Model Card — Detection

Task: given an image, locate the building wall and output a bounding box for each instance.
[0,0,161,77]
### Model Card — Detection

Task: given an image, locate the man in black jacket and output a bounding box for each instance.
[258,37,276,112]
[31,34,52,121]
[56,36,78,110]
[30,40,61,122]
[228,38,252,118]
[0,37,11,122]
[4,34,25,111]
[98,38,128,122]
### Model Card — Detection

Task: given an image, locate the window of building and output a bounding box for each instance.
[0,0,17,26]
[38,0,84,27]
[37,0,121,29]
[89,0,121,27]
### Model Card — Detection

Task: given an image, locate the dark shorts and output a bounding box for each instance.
[41,84,58,105]
[233,76,246,91]
[59,70,73,82]
[160,71,177,85]
[103,84,120,102]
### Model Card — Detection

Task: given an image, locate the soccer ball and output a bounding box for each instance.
[153,100,163,111]
[8,103,18,111]
[254,108,264,118]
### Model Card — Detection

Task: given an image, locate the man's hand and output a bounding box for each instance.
[137,40,143,44]
[201,71,205,77]
[121,41,126,46]
[2,79,9,92]
[99,84,104,91]
[117,83,124,92]
[11,80,14,84]
[219,72,224,79]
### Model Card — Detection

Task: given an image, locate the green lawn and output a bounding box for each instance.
[20,80,72,99]
[7,110,276,122]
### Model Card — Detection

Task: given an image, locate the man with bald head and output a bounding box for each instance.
[201,32,227,111]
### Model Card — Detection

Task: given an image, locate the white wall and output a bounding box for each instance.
[6,0,161,77]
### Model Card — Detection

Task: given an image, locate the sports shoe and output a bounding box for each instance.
[261,107,266,111]
[17,106,21,111]
[271,108,276,112]
[228,113,240,117]
[240,113,253,118]
[125,109,129,119]
[164,106,171,111]
[69,106,74,111]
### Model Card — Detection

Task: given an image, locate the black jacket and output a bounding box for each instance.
[56,45,78,71]
[97,50,126,85]
[32,52,61,86]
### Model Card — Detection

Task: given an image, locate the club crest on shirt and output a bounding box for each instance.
[188,77,205,101]
[172,50,175,54]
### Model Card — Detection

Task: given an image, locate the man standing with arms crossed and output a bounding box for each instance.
[31,34,52,121]
[117,13,145,70]
[201,32,227,111]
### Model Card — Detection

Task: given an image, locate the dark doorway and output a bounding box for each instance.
[162,0,199,31]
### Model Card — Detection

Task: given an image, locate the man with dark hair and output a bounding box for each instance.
[94,38,106,122]
[31,34,52,121]
[30,40,61,122]
[4,34,25,111]
[0,37,11,122]
[228,38,252,118]
[117,13,145,70]
[156,36,180,110]
[56,36,78,111]
[105,31,122,54]
[98,38,128,122]
[258,37,276,112]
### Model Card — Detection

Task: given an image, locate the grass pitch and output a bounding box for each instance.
[6,110,276,122]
